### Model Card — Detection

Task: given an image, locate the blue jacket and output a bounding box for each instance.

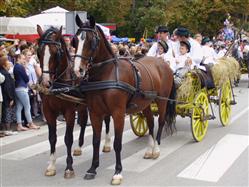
[13,63,29,88]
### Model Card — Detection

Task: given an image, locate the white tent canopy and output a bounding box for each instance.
[27,6,69,32]
[27,6,110,36]
[0,17,36,34]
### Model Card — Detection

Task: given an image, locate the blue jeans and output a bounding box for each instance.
[15,90,33,124]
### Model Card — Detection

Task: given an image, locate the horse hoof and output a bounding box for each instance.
[45,169,56,176]
[73,148,82,156]
[152,152,160,159]
[102,146,111,153]
[64,169,75,179]
[111,174,123,185]
[84,172,96,180]
[143,152,153,159]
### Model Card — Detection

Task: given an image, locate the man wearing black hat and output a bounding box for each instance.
[175,27,205,71]
[147,25,175,67]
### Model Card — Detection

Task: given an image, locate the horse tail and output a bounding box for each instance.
[165,81,177,135]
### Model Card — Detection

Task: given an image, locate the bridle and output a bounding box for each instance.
[73,26,100,66]
[38,29,75,84]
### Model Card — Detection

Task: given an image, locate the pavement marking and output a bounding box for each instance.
[177,134,249,182]
[0,121,64,147]
[57,128,136,165]
[230,105,249,124]
[0,126,95,160]
[0,117,130,160]
[107,131,190,172]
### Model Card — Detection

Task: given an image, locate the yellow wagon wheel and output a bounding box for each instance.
[219,80,232,126]
[130,113,148,137]
[191,91,209,142]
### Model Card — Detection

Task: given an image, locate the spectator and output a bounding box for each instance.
[14,54,40,131]
[0,53,17,136]
[0,67,5,137]
[22,49,40,118]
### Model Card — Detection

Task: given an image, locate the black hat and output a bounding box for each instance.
[201,37,211,45]
[158,40,169,53]
[175,27,189,37]
[180,40,191,52]
[156,26,169,33]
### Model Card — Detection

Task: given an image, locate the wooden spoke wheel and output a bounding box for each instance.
[219,80,232,126]
[130,113,148,137]
[191,91,209,142]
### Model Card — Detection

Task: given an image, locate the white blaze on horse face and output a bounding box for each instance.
[74,33,85,75]
[43,45,51,83]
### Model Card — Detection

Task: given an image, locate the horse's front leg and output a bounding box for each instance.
[64,111,76,179]
[73,106,88,156]
[102,115,111,153]
[111,113,125,185]
[84,113,103,180]
[44,108,58,176]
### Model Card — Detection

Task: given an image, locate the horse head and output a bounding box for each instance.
[73,14,114,77]
[37,25,70,87]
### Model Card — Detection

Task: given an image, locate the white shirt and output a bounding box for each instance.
[217,49,227,58]
[147,40,176,71]
[202,45,218,64]
[156,52,176,72]
[188,38,204,67]
[175,53,192,70]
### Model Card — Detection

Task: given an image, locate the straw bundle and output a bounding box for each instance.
[176,73,195,101]
[211,57,240,88]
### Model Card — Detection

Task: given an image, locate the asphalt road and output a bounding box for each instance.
[1,75,248,187]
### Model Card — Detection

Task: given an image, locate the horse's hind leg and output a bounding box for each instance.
[154,101,167,159]
[102,115,111,152]
[111,112,125,185]
[73,106,88,156]
[143,106,155,159]
[63,111,76,179]
[44,110,57,176]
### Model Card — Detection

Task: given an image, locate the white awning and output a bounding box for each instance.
[0,17,36,34]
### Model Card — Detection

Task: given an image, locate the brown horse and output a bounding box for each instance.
[36,25,111,179]
[74,15,176,185]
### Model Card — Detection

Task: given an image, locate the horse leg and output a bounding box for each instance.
[111,113,125,185]
[84,113,103,180]
[143,106,155,159]
[63,111,76,179]
[73,106,88,156]
[102,115,111,153]
[154,101,167,159]
[44,110,57,176]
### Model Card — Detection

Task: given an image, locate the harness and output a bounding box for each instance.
[48,26,166,105]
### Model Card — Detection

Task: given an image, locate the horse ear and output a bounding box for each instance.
[75,14,83,28]
[88,15,95,28]
[37,25,43,37]
[56,26,63,39]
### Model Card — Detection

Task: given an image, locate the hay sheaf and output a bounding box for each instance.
[176,74,194,101]
[211,57,240,88]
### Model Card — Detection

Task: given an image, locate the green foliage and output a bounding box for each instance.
[0,0,248,38]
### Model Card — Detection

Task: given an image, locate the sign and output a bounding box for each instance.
[66,11,87,35]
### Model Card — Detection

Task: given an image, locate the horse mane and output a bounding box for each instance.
[96,25,115,57]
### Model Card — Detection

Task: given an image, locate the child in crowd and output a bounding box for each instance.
[175,41,192,71]
[156,40,175,71]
